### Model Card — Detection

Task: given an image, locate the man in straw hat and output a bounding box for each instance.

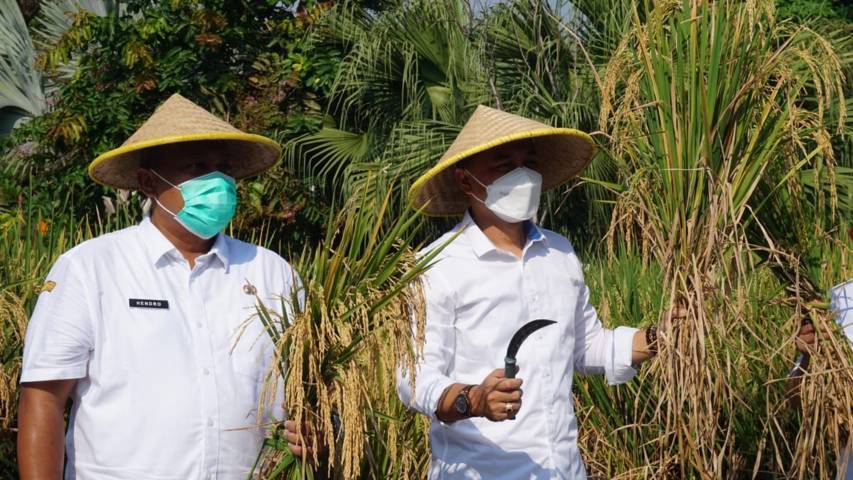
[397,105,685,479]
[17,94,310,478]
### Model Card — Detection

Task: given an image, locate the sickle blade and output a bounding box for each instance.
[504,319,556,379]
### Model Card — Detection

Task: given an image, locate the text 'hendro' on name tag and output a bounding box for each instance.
[129,298,170,309]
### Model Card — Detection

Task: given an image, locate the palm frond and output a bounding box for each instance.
[0,0,44,127]
[30,0,117,88]
[286,126,375,185]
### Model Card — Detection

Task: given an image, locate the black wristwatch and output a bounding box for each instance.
[454,385,475,417]
[645,325,659,354]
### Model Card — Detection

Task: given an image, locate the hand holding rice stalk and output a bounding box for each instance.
[597,0,850,476]
[246,184,445,479]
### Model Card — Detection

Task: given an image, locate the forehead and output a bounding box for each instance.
[464,139,536,167]
[142,141,230,169]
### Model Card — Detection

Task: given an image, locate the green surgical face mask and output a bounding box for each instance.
[150,170,237,239]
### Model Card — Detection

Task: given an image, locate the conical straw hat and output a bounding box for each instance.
[88,93,281,189]
[409,105,595,216]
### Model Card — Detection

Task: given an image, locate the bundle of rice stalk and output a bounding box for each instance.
[576,250,810,477]
[249,184,442,479]
[598,0,847,477]
[777,231,852,479]
[0,291,27,430]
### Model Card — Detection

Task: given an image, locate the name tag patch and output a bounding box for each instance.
[129,298,170,309]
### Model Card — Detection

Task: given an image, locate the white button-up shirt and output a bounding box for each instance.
[22,217,298,479]
[397,212,638,480]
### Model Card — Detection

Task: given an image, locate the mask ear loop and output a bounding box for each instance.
[463,169,490,205]
[146,169,180,217]
[463,169,488,189]
[149,169,179,189]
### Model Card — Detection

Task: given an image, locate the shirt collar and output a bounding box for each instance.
[139,216,231,271]
[139,216,176,264]
[208,230,231,271]
[459,211,548,258]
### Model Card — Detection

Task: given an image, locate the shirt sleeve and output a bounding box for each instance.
[21,255,95,383]
[572,270,638,385]
[829,281,853,343]
[396,269,456,420]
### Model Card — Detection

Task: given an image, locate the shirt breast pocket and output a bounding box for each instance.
[227,319,275,421]
[101,294,182,375]
[228,315,273,382]
[544,272,581,322]
[537,277,580,378]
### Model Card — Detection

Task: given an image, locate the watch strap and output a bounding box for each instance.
[458,384,475,417]
[645,325,659,354]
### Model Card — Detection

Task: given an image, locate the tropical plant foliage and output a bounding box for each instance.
[1,0,341,246]
[0,0,851,478]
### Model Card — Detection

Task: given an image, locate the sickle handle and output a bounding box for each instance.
[504,357,518,379]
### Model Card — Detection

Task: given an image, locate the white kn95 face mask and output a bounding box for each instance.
[465,167,542,223]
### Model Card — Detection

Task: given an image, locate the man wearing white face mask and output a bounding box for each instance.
[398,105,684,479]
[17,94,309,479]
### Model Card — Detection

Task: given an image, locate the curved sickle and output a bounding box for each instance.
[504,319,556,379]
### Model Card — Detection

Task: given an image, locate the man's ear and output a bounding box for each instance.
[137,169,157,198]
[454,167,473,195]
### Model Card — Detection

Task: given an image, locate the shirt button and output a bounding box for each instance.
[207,419,214,427]
[196,322,203,328]
[203,368,210,376]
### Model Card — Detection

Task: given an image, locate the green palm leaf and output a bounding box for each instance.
[0,0,44,131]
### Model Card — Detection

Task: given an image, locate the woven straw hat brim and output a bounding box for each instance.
[409,128,595,217]
[88,132,281,190]
[87,93,281,190]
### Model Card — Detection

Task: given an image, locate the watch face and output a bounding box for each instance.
[454,392,469,415]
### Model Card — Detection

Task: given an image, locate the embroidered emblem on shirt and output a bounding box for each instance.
[39,281,56,293]
[129,298,170,309]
